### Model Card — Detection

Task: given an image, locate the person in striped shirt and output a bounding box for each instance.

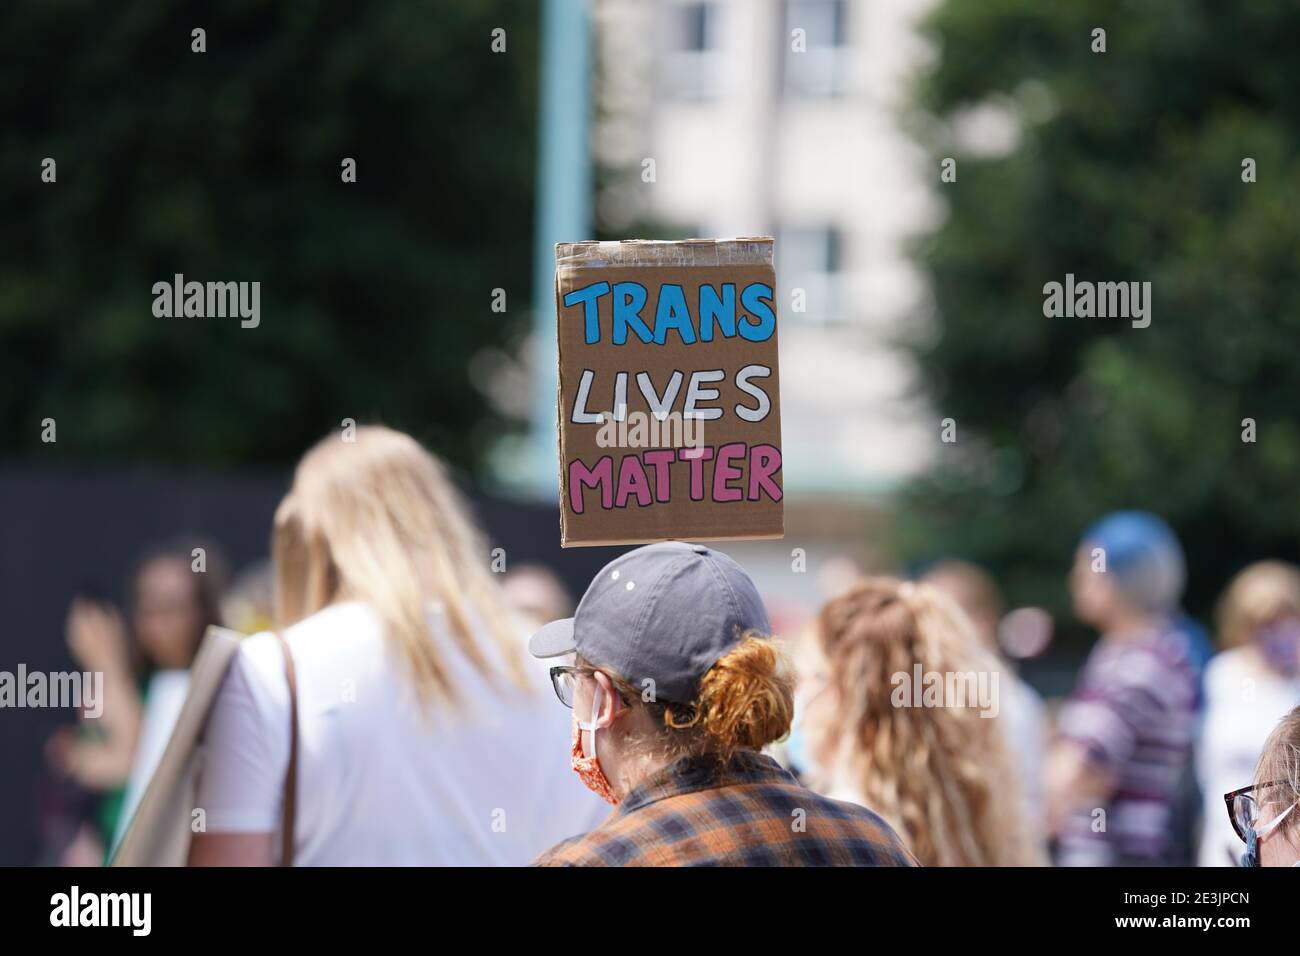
[1048,511,1200,866]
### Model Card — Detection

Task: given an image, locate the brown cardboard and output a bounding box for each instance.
[555,238,783,547]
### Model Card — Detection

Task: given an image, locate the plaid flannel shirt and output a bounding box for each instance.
[533,751,918,867]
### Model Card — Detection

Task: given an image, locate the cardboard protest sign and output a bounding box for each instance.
[554,238,783,547]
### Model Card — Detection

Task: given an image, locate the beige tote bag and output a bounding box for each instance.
[110,625,299,866]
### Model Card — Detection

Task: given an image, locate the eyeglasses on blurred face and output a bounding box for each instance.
[1224,782,1288,843]
[549,665,594,709]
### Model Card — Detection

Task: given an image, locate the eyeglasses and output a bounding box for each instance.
[549,665,631,710]
[1224,782,1286,843]
[549,665,594,709]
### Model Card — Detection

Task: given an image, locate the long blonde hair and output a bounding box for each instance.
[272,425,528,705]
[807,577,1036,866]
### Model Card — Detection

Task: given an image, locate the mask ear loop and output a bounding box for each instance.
[578,684,604,761]
[1256,800,1296,840]
[1246,800,1298,865]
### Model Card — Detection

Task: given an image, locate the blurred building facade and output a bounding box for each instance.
[591,0,941,502]
[564,0,941,605]
[488,0,948,611]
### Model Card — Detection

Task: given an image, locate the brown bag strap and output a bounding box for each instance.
[273,631,299,867]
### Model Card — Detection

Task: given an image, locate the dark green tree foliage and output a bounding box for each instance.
[901,2,1300,624]
[0,1,537,470]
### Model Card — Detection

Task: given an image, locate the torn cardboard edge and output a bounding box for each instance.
[556,237,774,271]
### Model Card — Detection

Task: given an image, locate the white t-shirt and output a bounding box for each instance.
[196,601,608,865]
[112,669,192,853]
[998,671,1049,846]
[1196,647,1300,867]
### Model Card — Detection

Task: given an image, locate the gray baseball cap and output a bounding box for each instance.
[528,541,771,704]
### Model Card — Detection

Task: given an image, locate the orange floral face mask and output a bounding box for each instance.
[571,685,619,804]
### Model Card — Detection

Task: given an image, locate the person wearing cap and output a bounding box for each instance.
[1048,511,1201,866]
[528,541,917,867]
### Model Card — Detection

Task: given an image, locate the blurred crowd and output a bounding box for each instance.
[36,426,1300,868]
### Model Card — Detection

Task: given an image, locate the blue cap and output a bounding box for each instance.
[1082,511,1186,612]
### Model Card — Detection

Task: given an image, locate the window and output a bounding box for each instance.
[783,0,851,98]
[664,1,722,99]
[681,1,711,51]
[779,225,844,323]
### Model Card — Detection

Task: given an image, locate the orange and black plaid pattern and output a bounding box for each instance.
[533,751,918,867]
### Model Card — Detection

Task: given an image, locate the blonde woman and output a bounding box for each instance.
[801,577,1040,866]
[528,542,916,867]
[1198,561,1300,865]
[189,426,606,866]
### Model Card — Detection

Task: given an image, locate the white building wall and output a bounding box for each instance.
[594,0,941,496]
